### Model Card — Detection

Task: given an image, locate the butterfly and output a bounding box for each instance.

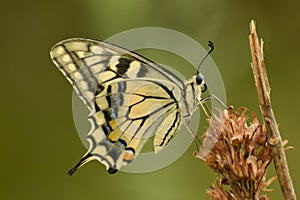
[50,38,213,174]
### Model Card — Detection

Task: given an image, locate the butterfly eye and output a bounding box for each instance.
[195,74,203,85]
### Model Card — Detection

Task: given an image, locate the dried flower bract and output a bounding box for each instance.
[196,107,277,200]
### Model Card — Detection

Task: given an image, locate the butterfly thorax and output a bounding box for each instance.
[182,73,206,118]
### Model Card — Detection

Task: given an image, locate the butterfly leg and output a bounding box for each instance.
[200,94,228,109]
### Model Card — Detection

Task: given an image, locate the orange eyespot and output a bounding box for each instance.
[123,149,135,163]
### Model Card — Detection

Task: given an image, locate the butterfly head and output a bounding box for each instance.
[195,73,207,93]
[187,73,207,103]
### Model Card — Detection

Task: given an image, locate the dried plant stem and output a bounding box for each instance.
[249,20,296,200]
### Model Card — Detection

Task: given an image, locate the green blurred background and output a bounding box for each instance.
[1,0,299,199]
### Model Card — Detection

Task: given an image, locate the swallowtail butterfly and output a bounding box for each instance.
[50,38,213,174]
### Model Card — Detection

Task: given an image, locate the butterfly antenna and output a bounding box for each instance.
[197,41,214,74]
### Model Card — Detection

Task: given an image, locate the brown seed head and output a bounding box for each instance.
[195,107,277,199]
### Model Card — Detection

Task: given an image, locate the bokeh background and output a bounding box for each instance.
[1,0,299,199]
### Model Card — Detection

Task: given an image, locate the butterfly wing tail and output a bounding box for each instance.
[67,153,95,176]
